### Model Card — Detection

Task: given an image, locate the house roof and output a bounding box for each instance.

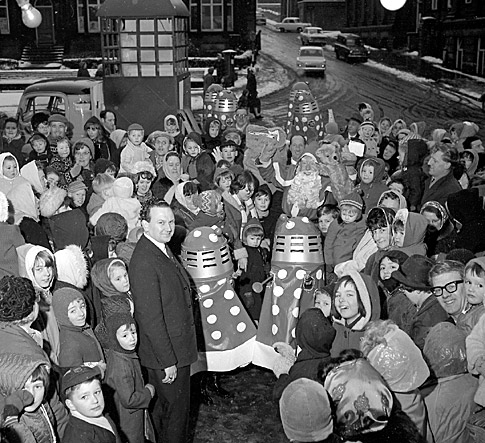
[97,0,189,18]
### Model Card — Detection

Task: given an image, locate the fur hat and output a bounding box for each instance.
[54,244,89,289]
[0,191,8,223]
[0,276,37,322]
[67,180,87,195]
[392,254,434,291]
[127,123,144,132]
[39,186,67,218]
[73,137,95,158]
[62,365,101,396]
[132,160,156,177]
[280,378,333,442]
[52,287,85,327]
[339,191,364,211]
[195,190,222,216]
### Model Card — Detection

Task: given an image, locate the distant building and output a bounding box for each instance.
[297,0,346,30]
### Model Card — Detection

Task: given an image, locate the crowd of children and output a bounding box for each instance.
[0,102,484,443]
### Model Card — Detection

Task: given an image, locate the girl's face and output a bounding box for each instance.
[361,126,374,138]
[110,265,130,293]
[379,120,391,133]
[184,140,200,158]
[383,145,397,160]
[137,178,152,195]
[154,137,171,156]
[318,214,334,234]
[340,204,359,224]
[74,146,92,168]
[237,184,254,202]
[361,164,375,184]
[463,155,473,170]
[254,194,270,212]
[392,228,405,247]
[67,298,87,327]
[2,159,18,179]
[56,141,70,159]
[33,257,54,289]
[86,125,100,140]
[4,122,18,138]
[32,139,47,154]
[465,270,485,306]
[314,291,332,317]
[335,281,360,322]
[371,226,391,250]
[23,375,45,413]
[218,174,232,193]
[46,172,60,188]
[166,156,181,176]
[116,324,137,351]
[209,121,220,138]
[70,190,86,207]
[422,210,442,230]
[380,257,400,281]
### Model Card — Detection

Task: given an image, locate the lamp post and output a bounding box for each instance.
[16,0,42,28]
[380,0,407,11]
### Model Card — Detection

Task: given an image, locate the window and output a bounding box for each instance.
[77,0,102,33]
[0,0,9,34]
[201,0,223,31]
[226,0,233,32]
[431,0,438,10]
[190,0,198,31]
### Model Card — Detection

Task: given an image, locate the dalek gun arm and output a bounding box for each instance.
[252,273,274,293]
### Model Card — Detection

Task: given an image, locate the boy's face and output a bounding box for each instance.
[154,136,171,156]
[380,257,399,281]
[388,182,404,195]
[105,167,116,178]
[237,184,254,202]
[314,291,331,317]
[70,189,86,207]
[361,164,375,184]
[379,120,391,133]
[128,130,144,145]
[209,121,220,138]
[340,204,359,224]
[217,174,232,192]
[318,213,334,234]
[2,159,18,179]
[36,122,50,137]
[361,126,374,138]
[116,324,137,351]
[371,226,391,250]
[24,375,45,413]
[4,121,18,138]
[383,145,396,160]
[75,146,91,167]
[66,379,104,418]
[221,147,237,164]
[47,172,60,188]
[32,139,47,154]
[347,119,360,135]
[379,196,400,212]
[56,141,70,159]
[392,228,405,247]
[68,298,87,327]
[254,194,270,212]
[137,177,152,195]
[245,234,262,248]
[184,140,200,158]
[465,270,485,306]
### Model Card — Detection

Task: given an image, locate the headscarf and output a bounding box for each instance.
[54,244,88,289]
[92,258,128,298]
[296,308,335,360]
[464,148,479,176]
[394,209,428,256]
[24,245,55,291]
[109,129,127,149]
[20,161,45,195]
[174,182,199,215]
[420,200,448,231]
[377,189,407,210]
[359,158,387,184]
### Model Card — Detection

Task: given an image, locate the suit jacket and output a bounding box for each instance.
[129,235,197,370]
[420,171,461,209]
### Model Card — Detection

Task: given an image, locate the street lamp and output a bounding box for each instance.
[16,0,42,28]
[380,0,407,11]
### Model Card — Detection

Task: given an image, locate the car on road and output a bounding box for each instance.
[276,17,312,33]
[296,46,326,75]
[334,33,369,62]
[299,27,327,46]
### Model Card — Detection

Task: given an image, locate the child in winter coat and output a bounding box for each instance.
[90,177,141,233]
[28,132,52,168]
[49,136,73,189]
[324,192,367,268]
[2,117,25,167]
[52,287,105,373]
[87,173,115,217]
[462,258,485,335]
[92,258,134,320]
[181,132,204,180]
[101,313,155,443]
[330,271,381,357]
[202,117,222,153]
[400,139,428,211]
[0,153,36,209]
[119,123,152,174]
[392,208,428,256]
[355,157,388,212]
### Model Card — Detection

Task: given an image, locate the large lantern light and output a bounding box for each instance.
[16,0,42,28]
[380,0,406,11]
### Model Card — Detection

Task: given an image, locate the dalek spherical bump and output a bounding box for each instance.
[204,84,224,118]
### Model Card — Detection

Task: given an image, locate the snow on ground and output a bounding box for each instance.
[422,56,443,64]
[366,59,434,85]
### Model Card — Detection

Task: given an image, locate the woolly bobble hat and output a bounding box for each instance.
[0,191,9,222]
[0,276,37,322]
[95,212,129,243]
[127,123,144,132]
[242,217,264,239]
[195,190,222,216]
[112,177,134,199]
[39,186,68,218]
[213,166,234,185]
[52,287,85,327]
[359,121,376,132]
[74,137,95,158]
[279,378,333,442]
[339,191,364,211]
[67,180,87,195]
[0,353,50,397]
[132,160,156,177]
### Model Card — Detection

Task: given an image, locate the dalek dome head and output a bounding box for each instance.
[212,89,238,123]
[204,84,224,116]
[272,216,323,264]
[181,226,234,281]
[289,81,312,102]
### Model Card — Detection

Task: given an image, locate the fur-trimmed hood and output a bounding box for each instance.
[39,186,68,218]
[53,244,88,289]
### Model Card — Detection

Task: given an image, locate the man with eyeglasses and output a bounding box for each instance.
[429,260,470,328]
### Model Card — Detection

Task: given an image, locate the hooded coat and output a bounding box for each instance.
[202,117,222,152]
[331,271,381,357]
[447,188,485,254]
[84,116,119,166]
[401,139,428,209]
[394,209,427,256]
[356,158,389,212]
[273,308,336,401]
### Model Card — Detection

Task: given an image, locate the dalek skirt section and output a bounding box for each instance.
[182,227,257,374]
[252,216,325,370]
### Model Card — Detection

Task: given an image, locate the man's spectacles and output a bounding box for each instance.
[431,280,463,297]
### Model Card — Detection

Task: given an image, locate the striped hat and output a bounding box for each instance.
[339,191,363,211]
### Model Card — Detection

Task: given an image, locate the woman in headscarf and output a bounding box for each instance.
[152,151,184,203]
[421,200,457,259]
[171,181,200,229]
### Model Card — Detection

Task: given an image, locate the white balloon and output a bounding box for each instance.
[380,0,406,11]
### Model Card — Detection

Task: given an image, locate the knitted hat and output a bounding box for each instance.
[127,123,144,132]
[213,166,234,185]
[242,217,264,240]
[392,254,435,291]
[48,114,68,125]
[132,160,156,177]
[195,190,222,216]
[339,191,364,211]
[73,137,95,158]
[52,287,85,327]
[0,191,8,223]
[62,365,101,396]
[0,276,37,323]
[67,180,87,195]
[280,378,333,442]
[0,353,50,396]
[325,121,339,135]
[95,212,128,243]
[359,120,376,132]
[39,186,67,218]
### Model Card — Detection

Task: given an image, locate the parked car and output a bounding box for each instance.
[276,17,312,33]
[334,33,369,62]
[296,46,326,75]
[299,27,327,46]
[256,10,266,25]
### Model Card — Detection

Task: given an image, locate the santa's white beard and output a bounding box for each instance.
[287,172,322,209]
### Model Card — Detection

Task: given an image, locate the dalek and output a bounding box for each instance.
[204,84,223,120]
[286,87,324,143]
[210,89,238,129]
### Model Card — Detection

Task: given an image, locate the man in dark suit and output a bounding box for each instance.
[129,199,197,443]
